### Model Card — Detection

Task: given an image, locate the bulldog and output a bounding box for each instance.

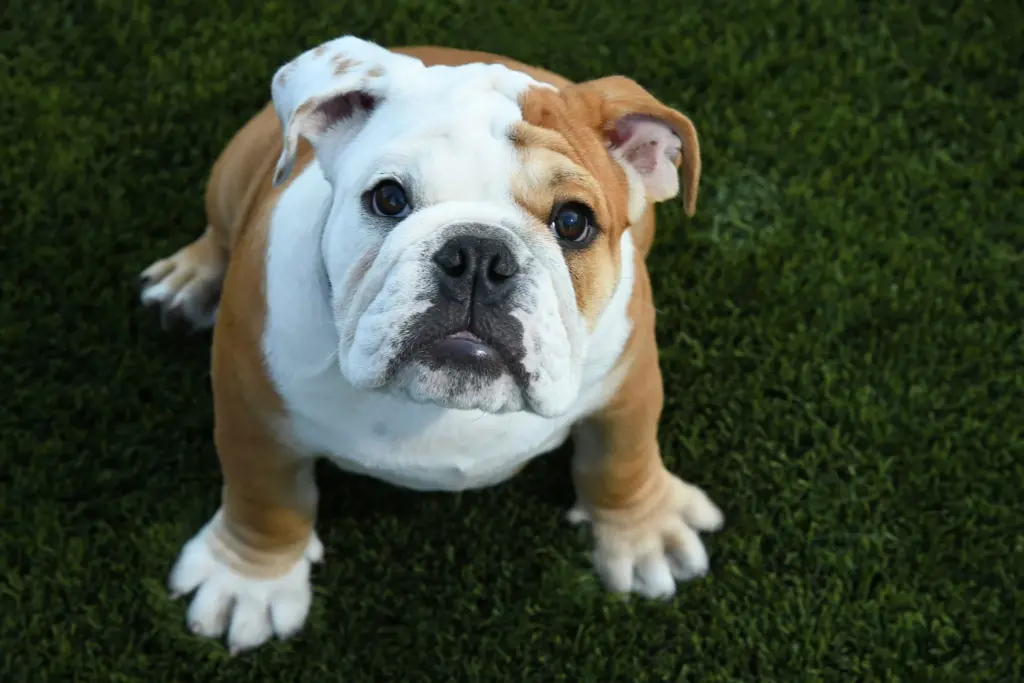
[139,36,724,654]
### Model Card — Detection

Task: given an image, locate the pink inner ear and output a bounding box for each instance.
[607,115,683,201]
[611,115,681,172]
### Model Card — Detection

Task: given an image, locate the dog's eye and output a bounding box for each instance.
[370,180,411,218]
[549,202,596,246]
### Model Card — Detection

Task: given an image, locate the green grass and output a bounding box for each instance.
[2,0,1022,680]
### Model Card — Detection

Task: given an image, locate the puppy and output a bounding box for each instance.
[140,36,724,654]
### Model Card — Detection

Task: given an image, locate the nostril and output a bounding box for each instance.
[448,253,468,278]
[434,246,468,278]
[487,247,519,282]
[487,256,514,282]
[433,235,518,298]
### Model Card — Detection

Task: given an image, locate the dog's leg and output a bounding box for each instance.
[139,105,280,332]
[167,413,321,654]
[568,277,724,598]
[168,320,321,654]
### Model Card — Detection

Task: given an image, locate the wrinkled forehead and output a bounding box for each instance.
[371,64,535,143]
[348,64,548,190]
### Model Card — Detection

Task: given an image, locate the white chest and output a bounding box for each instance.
[272,375,581,491]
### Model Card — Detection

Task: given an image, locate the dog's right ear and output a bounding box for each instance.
[574,76,701,216]
[270,36,423,186]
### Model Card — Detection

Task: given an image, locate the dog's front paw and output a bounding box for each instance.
[569,473,724,599]
[167,517,324,654]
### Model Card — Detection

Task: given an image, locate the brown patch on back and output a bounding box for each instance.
[207,104,318,411]
[366,67,384,78]
[206,113,321,575]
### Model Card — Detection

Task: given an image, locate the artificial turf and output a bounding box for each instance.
[2,0,1022,680]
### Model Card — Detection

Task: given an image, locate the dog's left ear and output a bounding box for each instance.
[578,76,701,216]
[269,36,424,186]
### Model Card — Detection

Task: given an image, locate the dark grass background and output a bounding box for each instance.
[2,0,1022,680]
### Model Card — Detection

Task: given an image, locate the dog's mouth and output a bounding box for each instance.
[422,319,521,383]
[384,302,529,386]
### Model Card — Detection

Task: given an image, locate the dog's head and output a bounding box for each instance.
[271,37,701,418]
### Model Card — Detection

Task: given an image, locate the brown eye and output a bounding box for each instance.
[370,180,411,218]
[549,202,596,246]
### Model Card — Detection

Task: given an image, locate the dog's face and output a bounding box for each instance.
[271,37,700,417]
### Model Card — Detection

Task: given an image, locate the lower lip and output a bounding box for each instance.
[432,331,502,365]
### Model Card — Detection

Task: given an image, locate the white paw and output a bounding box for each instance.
[139,236,224,331]
[570,474,724,599]
[168,518,323,654]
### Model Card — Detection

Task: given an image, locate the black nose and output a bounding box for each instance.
[433,235,520,306]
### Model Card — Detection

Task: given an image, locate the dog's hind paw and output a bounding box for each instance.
[140,227,225,332]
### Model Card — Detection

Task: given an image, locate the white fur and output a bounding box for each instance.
[168,511,324,655]
[263,158,637,490]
